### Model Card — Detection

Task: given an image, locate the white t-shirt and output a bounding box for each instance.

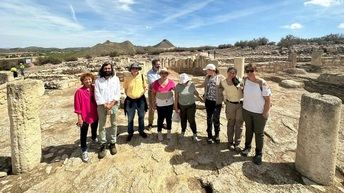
[243,79,271,114]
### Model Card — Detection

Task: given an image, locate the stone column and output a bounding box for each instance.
[295,93,342,185]
[234,57,245,79]
[288,52,297,68]
[7,79,45,174]
[311,51,323,66]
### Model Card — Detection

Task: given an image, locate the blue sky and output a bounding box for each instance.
[1,0,344,48]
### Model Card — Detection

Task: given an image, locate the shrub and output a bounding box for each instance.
[85,55,92,59]
[109,51,119,57]
[64,56,78,62]
[36,56,62,65]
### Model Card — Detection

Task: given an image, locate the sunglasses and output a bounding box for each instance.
[160,72,169,75]
[245,69,254,73]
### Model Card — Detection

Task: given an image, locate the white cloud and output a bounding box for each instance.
[69,4,78,22]
[0,0,83,31]
[283,22,303,30]
[304,0,343,7]
[86,0,135,13]
[186,2,288,29]
[338,22,344,28]
[161,0,215,23]
[117,0,135,11]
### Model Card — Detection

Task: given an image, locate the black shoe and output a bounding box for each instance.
[241,147,251,157]
[207,138,213,144]
[139,132,148,138]
[214,137,220,144]
[109,143,117,155]
[126,134,133,142]
[253,154,262,165]
[98,144,106,159]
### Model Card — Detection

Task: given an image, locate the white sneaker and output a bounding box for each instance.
[167,130,172,139]
[192,134,201,142]
[158,132,163,141]
[82,151,89,162]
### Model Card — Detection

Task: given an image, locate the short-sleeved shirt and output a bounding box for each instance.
[152,79,176,107]
[147,69,160,86]
[220,79,243,102]
[123,73,147,99]
[175,82,196,106]
[243,79,272,114]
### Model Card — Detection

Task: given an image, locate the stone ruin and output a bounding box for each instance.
[6,78,343,187]
[7,79,45,174]
[295,93,342,185]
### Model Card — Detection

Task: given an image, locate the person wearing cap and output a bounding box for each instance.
[123,63,148,142]
[202,63,225,144]
[146,59,161,130]
[174,73,203,141]
[218,67,244,152]
[240,63,272,165]
[95,62,121,159]
[151,68,176,141]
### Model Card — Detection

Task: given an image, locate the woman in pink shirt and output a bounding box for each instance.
[74,73,98,162]
[151,68,176,141]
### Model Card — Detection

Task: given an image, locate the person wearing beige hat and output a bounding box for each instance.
[202,63,225,144]
[174,73,203,141]
[151,68,176,141]
[123,63,148,142]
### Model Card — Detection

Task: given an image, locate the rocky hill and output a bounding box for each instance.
[154,39,175,49]
[81,40,136,57]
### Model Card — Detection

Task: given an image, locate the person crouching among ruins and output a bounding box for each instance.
[174,73,203,141]
[74,73,98,162]
[219,67,244,152]
[241,63,272,165]
[151,68,176,141]
[123,63,148,142]
[95,62,121,159]
[203,63,225,144]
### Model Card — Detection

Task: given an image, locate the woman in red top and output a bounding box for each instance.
[74,73,98,162]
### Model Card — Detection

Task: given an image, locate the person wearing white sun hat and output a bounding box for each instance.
[174,73,203,141]
[202,63,225,144]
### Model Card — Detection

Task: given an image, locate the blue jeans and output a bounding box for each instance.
[126,97,146,134]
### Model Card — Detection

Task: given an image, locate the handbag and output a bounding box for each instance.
[172,112,180,122]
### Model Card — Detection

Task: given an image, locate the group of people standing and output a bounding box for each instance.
[74,59,271,165]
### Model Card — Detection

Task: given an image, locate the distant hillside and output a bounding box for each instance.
[0,46,88,54]
[81,40,136,57]
[154,39,175,49]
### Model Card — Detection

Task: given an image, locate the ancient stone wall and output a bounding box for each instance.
[160,56,218,76]
[317,73,344,86]
[0,71,14,84]
[0,84,7,105]
[321,55,344,66]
